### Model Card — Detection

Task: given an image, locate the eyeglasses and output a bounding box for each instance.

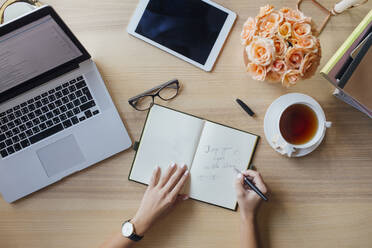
[128,79,180,111]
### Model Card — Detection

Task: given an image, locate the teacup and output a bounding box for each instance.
[272,101,332,157]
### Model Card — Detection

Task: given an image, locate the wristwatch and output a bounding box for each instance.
[121,220,143,242]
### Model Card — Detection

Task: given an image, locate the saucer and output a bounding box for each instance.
[264,93,326,157]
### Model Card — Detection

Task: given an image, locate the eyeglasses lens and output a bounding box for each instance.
[135,95,154,110]
[158,84,178,100]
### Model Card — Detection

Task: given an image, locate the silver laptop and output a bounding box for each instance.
[0,6,132,203]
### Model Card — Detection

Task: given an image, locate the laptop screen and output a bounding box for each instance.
[0,15,82,94]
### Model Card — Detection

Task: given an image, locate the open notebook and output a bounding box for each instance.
[129,105,259,210]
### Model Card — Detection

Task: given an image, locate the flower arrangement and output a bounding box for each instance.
[241,5,321,87]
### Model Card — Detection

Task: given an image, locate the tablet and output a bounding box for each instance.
[127,0,236,71]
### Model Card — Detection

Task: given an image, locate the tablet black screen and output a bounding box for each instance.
[135,0,228,65]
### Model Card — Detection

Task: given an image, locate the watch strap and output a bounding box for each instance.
[128,232,143,242]
[124,220,143,242]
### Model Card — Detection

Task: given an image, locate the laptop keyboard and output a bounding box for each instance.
[0,75,100,158]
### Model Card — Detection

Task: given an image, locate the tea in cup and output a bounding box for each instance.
[273,102,331,157]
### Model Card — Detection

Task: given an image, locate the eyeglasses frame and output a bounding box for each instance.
[128,79,180,111]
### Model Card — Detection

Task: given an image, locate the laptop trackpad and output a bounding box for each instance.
[37,135,86,177]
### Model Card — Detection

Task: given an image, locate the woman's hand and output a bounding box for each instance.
[131,163,189,235]
[235,170,268,221]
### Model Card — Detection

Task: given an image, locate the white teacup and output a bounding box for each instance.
[272,102,332,157]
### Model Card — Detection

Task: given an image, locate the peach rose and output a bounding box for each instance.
[302,16,312,24]
[246,37,275,66]
[315,38,322,56]
[282,69,301,87]
[299,52,320,78]
[296,35,318,53]
[247,63,267,81]
[293,22,312,38]
[272,35,287,58]
[241,17,257,45]
[257,11,283,37]
[281,8,305,23]
[266,70,282,83]
[278,22,291,39]
[258,4,274,17]
[240,5,320,85]
[285,47,306,69]
[288,37,299,47]
[279,7,291,16]
[271,58,287,74]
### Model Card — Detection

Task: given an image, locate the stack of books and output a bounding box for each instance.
[321,10,372,118]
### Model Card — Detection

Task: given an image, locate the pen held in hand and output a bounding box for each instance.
[234,167,268,201]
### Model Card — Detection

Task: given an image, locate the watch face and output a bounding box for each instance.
[122,222,134,237]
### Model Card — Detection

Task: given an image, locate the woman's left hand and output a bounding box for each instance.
[131,163,189,235]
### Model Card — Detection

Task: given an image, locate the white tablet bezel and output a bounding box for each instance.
[127,0,236,71]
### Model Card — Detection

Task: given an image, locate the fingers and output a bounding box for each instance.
[159,163,177,187]
[165,164,188,192]
[149,166,161,187]
[242,170,268,194]
[235,173,246,197]
[175,194,189,203]
[170,194,189,210]
[170,168,189,196]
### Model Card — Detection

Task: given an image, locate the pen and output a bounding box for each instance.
[236,99,255,117]
[234,168,268,201]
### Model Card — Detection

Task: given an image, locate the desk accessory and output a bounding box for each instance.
[338,34,372,113]
[332,0,368,15]
[236,99,255,117]
[350,32,371,59]
[296,0,368,36]
[128,79,180,111]
[0,0,42,24]
[331,22,371,83]
[333,89,371,117]
[264,93,331,157]
[127,0,236,71]
[233,168,268,201]
[122,220,143,242]
[321,10,372,85]
[320,10,372,118]
[241,5,321,87]
[129,104,259,210]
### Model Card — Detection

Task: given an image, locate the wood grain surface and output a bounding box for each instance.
[0,0,371,247]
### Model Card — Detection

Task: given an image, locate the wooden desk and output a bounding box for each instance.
[0,0,371,247]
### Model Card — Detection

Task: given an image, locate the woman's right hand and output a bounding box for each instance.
[235,170,268,221]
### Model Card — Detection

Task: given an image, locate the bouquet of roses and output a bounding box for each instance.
[241,5,321,87]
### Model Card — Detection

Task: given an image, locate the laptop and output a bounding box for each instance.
[0,6,132,203]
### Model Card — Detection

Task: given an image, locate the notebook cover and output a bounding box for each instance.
[340,35,372,110]
[351,33,372,59]
[327,21,372,85]
[128,104,260,211]
[321,10,372,75]
[333,89,372,118]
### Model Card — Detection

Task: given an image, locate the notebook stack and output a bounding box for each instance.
[320,10,372,118]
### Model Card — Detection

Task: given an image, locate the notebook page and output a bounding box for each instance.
[189,121,258,209]
[129,105,205,184]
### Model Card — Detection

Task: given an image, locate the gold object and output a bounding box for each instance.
[0,0,43,24]
[297,0,332,36]
[297,0,369,36]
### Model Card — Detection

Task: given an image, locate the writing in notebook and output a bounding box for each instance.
[129,105,259,210]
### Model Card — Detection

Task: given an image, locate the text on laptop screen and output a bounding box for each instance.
[0,15,82,94]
